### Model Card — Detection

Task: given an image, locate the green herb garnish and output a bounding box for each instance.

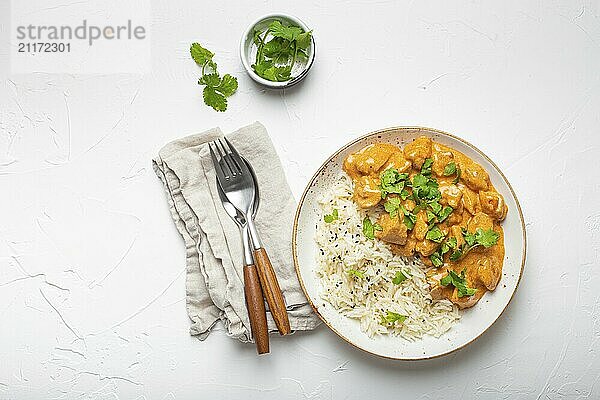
[384,197,402,218]
[324,209,338,223]
[421,158,434,176]
[453,166,461,184]
[347,269,365,279]
[252,20,313,82]
[443,161,457,176]
[440,269,477,297]
[392,270,409,284]
[437,206,453,223]
[425,225,445,243]
[363,217,382,239]
[399,205,417,230]
[380,168,409,198]
[464,228,499,249]
[190,43,238,112]
[382,311,407,324]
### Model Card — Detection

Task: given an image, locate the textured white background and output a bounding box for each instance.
[1,1,600,399]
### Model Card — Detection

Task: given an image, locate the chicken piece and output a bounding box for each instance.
[389,239,417,257]
[475,257,501,291]
[445,203,464,226]
[403,198,416,212]
[439,183,463,208]
[375,213,408,245]
[479,190,508,221]
[460,185,481,215]
[343,143,398,179]
[431,143,455,177]
[415,239,438,257]
[403,136,432,169]
[353,176,382,208]
[413,211,429,241]
[459,159,489,191]
[467,212,494,233]
[381,151,412,173]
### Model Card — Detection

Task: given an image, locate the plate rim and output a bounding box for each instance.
[292,126,527,361]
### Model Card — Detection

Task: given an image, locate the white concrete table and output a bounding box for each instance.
[1,1,599,399]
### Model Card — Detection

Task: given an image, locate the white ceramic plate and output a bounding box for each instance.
[292,127,526,360]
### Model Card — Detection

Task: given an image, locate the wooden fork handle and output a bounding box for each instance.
[253,248,291,335]
[243,264,269,354]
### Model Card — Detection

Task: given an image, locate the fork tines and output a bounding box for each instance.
[209,138,243,179]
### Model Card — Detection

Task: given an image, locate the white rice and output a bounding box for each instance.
[315,174,460,340]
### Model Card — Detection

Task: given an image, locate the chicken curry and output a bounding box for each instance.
[343,136,507,309]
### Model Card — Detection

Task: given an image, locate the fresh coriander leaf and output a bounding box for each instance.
[202,86,227,112]
[446,237,458,249]
[440,242,450,254]
[200,73,221,87]
[474,228,499,248]
[262,37,294,64]
[426,225,445,243]
[296,31,313,50]
[190,43,214,65]
[382,311,407,324]
[399,205,417,230]
[421,158,433,176]
[449,250,463,261]
[440,273,452,286]
[347,269,365,279]
[216,74,238,96]
[380,168,409,198]
[269,20,303,41]
[253,61,291,82]
[430,251,444,267]
[439,269,477,297]
[453,167,461,184]
[443,161,457,176]
[400,189,411,200]
[438,206,453,223]
[430,201,442,215]
[392,271,409,284]
[363,217,381,239]
[324,209,338,223]
[192,43,237,111]
[464,232,476,247]
[412,174,428,187]
[426,210,436,224]
[384,197,402,218]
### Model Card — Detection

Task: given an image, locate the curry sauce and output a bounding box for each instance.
[343,136,507,309]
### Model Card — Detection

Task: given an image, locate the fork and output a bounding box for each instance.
[209,138,291,336]
[215,167,269,354]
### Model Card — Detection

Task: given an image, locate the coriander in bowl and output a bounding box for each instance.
[240,14,315,88]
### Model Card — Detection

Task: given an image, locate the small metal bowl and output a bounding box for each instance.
[240,13,315,89]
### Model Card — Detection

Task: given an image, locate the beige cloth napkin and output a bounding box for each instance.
[152,122,319,342]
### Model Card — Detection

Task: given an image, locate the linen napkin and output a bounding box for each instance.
[152,122,320,342]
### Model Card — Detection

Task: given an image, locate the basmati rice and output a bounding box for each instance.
[315,174,460,340]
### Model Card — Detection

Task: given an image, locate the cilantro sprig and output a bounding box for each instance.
[190,43,238,111]
[392,270,409,284]
[440,269,477,297]
[252,20,313,82]
[324,209,339,223]
[381,311,407,324]
[449,227,500,261]
[347,269,365,279]
[380,168,409,199]
[362,217,382,239]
